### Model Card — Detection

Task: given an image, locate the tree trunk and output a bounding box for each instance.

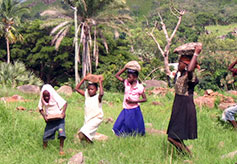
[6,38,10,64]
[164,53,171,76]
[74,7,80,85]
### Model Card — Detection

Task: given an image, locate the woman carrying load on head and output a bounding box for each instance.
[167,43,202,155]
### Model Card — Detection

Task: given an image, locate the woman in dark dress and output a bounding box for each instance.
[167,45,202,154]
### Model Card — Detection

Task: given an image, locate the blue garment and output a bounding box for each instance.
[43,119,66,141]
[112,106,145,136]
[222,104,237,121]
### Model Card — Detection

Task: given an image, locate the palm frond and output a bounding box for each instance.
[50,21,70,35]
[55,26,70,50]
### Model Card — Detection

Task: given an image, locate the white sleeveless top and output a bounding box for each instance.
[84,90,103,122]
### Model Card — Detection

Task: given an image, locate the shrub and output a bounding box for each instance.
[0,61,43,87]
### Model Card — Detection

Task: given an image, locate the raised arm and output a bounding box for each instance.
[75,78,86,96]
[187,45,202,79]
[228,60,237,72]
[115,67,126,82]
[98,79,104,103]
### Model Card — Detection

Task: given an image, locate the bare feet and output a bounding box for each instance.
[59,151,65,156]
[43,141,48,149]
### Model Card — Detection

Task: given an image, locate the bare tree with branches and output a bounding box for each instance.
[147,2,185,83]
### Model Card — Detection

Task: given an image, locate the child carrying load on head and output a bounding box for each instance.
[113,61,147,136]
[75,74,104,143]
[38,84,67,155]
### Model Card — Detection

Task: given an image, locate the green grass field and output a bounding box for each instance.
[206,23,237,36]
[0,87,237,164]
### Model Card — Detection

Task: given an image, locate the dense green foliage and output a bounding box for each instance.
[0,0,236,91]
[0,61,43,87]
[0,88,237,163]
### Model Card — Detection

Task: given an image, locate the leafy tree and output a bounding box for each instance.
[0,0,29,63]
[41,0,130,86]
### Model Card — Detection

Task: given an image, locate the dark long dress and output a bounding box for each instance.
[167,73,198,140]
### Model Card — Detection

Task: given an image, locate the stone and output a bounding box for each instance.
[85,74,104,83]
[173,42,202,56]
[194,96,215,109]
[144,80,168,89]
[151,101,162,106]
[124,61,141,71]
[148,87,172,96]
[146,127,166,135]
[221,150,237,159]
[94,133,108,141]
[57,85,73,96]
[227,90,237,96]
[16,106,26,111]
[0,95,28,103]
[17,85,40,94]
[68,152,84,164]
[205,89,214,95]
[145,123,153,127]
[218,103,236,110]
[104,117,114,124]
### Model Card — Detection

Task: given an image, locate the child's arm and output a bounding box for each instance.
[75,78,86,96]
[115,67,126,82]
[61,103,67,118]
[98,78,104,103]
[39,108,48,122]
[126,92,147,104]
[187,45,202,80]
[228,60,237,72]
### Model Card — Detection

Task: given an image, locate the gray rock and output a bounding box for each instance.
[57,85,73,96]
[17,85,40,94]
[68,152,84,164]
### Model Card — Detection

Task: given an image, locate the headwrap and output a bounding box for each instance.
[38,84,66,110]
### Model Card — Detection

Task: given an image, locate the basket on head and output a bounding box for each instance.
[173,42,202,56]
[85,73,104,83]
[125,61,141,71]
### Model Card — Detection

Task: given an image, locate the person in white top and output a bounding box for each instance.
[75,75,104,143]
[38,84,67,155]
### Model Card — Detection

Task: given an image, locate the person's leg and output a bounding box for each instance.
[58,119,66,154]
[59,137,65,155]
[168,137,192,155]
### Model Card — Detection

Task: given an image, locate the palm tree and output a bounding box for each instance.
[41,0,131,85]
[0,0,29,64]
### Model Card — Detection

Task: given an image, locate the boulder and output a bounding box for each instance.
[144,80,168,89]
[68,152,84,164]
[17,85,40,94]
[57,85,73,96]
[94,133,108,141]
[0,95,28,103]
[194,96,215,109]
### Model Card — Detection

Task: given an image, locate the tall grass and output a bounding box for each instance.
[0,89,237,163]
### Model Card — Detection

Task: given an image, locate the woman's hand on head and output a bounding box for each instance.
[194,45,202,55]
